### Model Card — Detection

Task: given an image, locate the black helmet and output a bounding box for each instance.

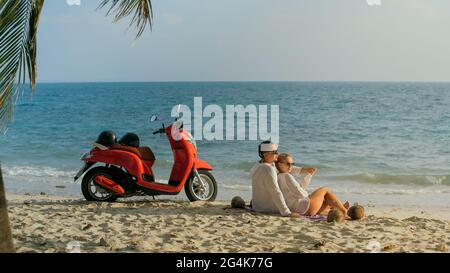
[97,131,117,147]
[119,133,140,148]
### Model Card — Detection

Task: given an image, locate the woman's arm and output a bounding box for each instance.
[290,166,302,176]
[290,166,318,176]
[285,174,309,199]
[300,174,312,189]
[300,167,318,176]
[291,167,316,188]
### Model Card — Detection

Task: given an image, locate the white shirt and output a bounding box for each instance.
[250,162,291,216]
[277,172,312,215]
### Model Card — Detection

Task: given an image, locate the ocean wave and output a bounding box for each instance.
[333,188,450,195]
[221,184,252,191]
[332,173,450,186]
[152,159,175,168]
[218,183,450,195]
[16,103,37,107]
[2,166,75,178]
[4,165,450,190]
[220,161,333,172]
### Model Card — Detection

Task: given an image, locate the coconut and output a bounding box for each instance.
[327,209,345,223]
[347,205,365,220]
[231,196,246,209]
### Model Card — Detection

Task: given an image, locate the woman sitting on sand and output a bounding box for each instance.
[275,153,349,217]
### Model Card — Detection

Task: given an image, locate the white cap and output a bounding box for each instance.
[260,143,278,152]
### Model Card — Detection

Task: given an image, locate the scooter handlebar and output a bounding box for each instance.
[153,128,165,135]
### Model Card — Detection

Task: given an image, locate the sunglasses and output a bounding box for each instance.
[278,161,295,167]
[264,151,278,155]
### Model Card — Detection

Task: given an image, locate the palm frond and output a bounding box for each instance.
[0,0,44,133]
[98,0,153,39]
[0,0,153,132]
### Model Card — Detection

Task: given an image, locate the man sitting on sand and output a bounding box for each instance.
[250,141,303,218]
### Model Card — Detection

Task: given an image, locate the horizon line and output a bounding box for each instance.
[33,80,450,84]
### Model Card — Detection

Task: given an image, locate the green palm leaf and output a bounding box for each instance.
[98,0,153,38]
[0,0,43,133]
[0,0,153,132]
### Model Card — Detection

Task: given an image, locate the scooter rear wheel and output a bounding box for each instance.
[82,167,118,202]
[185,170,218,202]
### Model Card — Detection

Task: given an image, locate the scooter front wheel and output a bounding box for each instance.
[185,170,218,202]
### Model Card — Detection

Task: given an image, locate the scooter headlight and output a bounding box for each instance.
[190,138,197,150]
[185,132,197,150]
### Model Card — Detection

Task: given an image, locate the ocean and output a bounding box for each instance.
[1,82,449,207]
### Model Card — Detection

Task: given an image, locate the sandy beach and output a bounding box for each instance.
[5,193,449,253]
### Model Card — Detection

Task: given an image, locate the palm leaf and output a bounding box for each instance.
[0,0,153,132]
[0,0,43,133]
[98,0,153,39]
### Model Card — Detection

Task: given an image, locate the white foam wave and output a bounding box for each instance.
[3,166,75,179]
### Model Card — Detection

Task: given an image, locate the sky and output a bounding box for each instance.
[36,0,450,82]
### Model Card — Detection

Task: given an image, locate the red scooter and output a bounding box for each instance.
[74,117,218,202]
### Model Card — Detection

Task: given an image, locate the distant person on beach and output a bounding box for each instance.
[275,153,349,217]
[250,141,303,218]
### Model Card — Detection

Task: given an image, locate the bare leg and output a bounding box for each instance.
[317,203,331,215]
[318,200,350,215]
[306,187,348,216]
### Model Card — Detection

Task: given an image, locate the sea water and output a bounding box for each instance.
[1,82,449,207]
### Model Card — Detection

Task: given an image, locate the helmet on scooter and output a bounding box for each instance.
[119,133,140,148]
[97,131,117,147]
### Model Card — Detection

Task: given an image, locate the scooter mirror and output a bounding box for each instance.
[150,115,159,123]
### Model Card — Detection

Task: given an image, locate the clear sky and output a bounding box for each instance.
[37,0,450,82]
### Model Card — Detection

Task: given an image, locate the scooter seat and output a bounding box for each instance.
[111,145,155,161]
[138,146,156,162]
